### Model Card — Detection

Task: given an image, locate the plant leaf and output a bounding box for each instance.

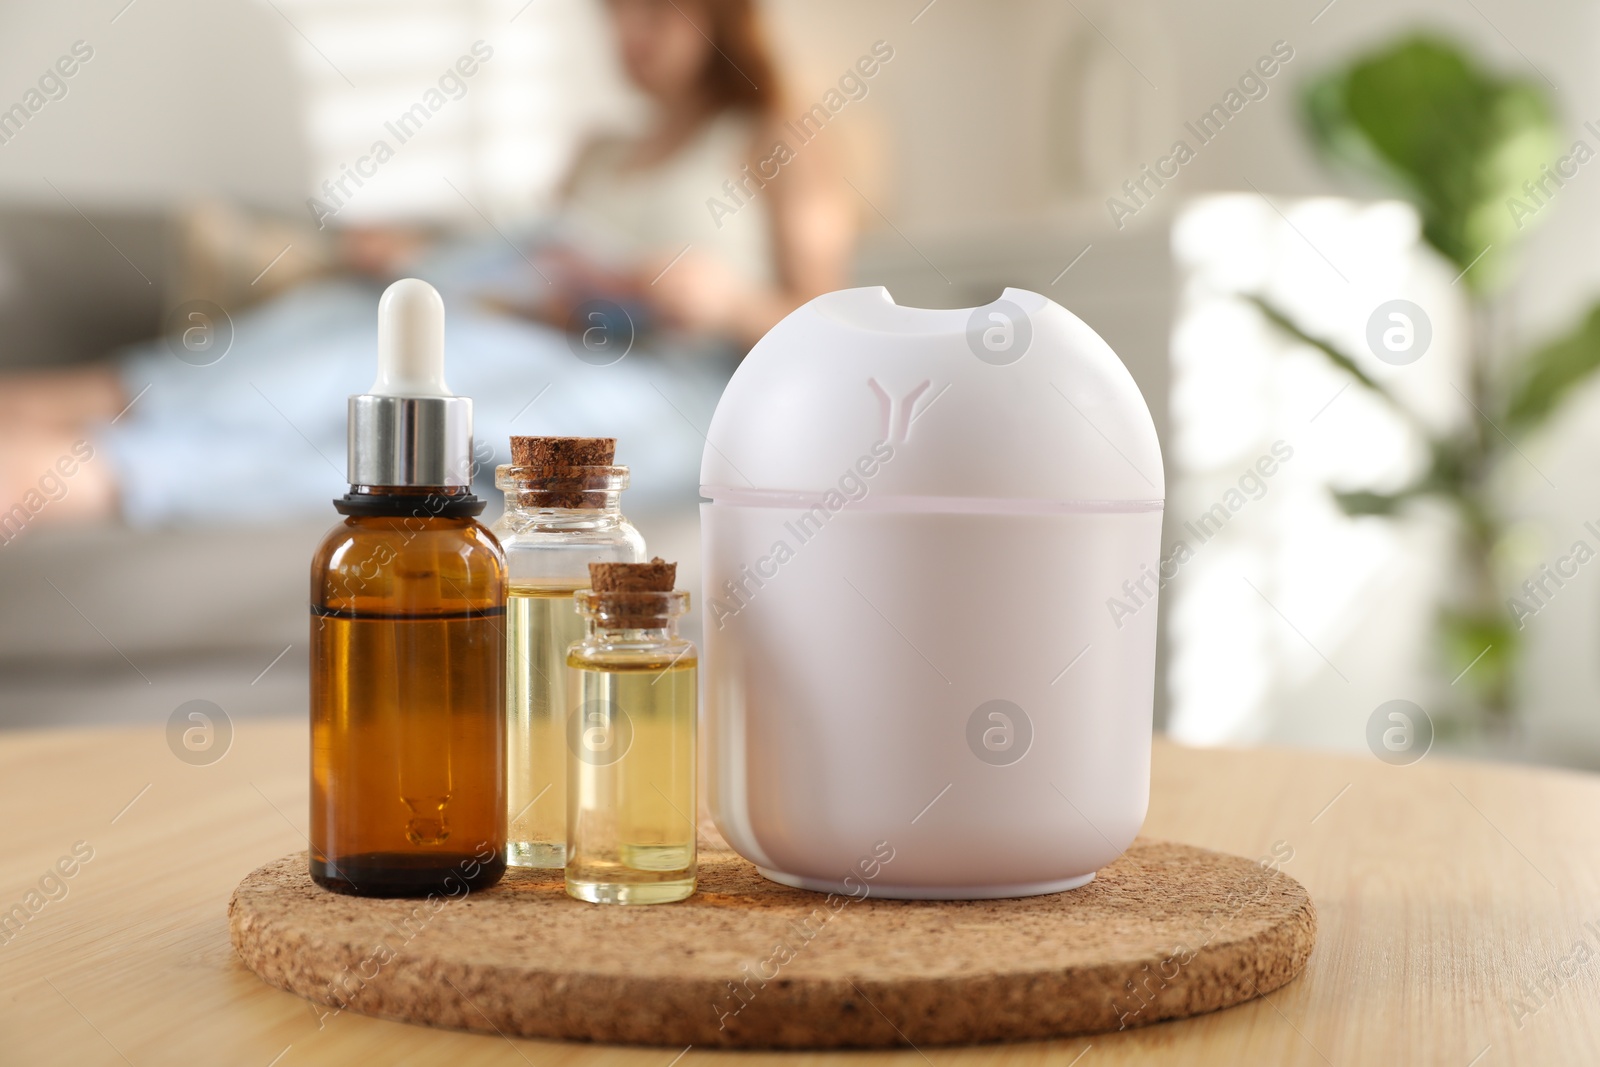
[1333,489,1411,516]
[1438,609,1517,717]
[1301,34,1559,292]
[1247,296,1413,420]
[1504,302,1600,432]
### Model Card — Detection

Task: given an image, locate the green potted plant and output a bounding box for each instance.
[1255,34,1600,731]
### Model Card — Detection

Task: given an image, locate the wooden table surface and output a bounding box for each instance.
[1,718,1594,1066]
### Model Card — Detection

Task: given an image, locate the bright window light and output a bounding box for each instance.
[1166,194,1466,747]
[274,0,631,223]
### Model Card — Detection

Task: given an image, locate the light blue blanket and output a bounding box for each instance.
[101,277,734,525]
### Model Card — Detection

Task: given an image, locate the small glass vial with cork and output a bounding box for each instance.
[566,558,697,905]
[491,437,645,869]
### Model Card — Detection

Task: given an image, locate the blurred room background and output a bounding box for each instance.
[3,0,1598,769]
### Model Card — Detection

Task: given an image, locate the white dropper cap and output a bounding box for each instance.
[346,278,473,487]
[370,278,453,397]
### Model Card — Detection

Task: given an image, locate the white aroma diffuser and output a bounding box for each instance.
[700,287,1164,899]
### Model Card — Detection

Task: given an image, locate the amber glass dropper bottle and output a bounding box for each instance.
[309,278,507,897]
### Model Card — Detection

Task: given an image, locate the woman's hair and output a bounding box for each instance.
[698,0,783,119]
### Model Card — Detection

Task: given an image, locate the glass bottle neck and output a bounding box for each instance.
[336,484,486,519]
[575,589,688,647]
[500,491,625,530]
[586,620,680,646]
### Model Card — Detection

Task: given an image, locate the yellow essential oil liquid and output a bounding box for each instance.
[491,437,645,869]
[504,583,588,867]
[566,560,697,905]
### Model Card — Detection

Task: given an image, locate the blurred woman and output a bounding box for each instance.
[0,0,854,527]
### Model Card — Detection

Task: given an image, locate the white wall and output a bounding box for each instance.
[0,0,309,210]
[765,0,1600,304]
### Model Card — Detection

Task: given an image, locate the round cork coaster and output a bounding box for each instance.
[229,838,1315,1048]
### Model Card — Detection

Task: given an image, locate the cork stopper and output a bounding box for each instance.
[587,557,679,627]
[509,436,615,470]
[506,436,617,507]
[590,557,676,593]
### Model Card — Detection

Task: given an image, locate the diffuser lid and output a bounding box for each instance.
[699,287,1163,504]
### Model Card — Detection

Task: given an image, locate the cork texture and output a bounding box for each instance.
[589,557,676,592]
[508,436,615,470]
[587,558,678,627]
[229,837,1316,1048]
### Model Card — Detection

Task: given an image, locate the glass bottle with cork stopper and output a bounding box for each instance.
[309,278,507,897]
[566,558,697,904]
[491,437,645,869]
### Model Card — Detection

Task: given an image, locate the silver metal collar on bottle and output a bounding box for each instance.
[347,394,474,487]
